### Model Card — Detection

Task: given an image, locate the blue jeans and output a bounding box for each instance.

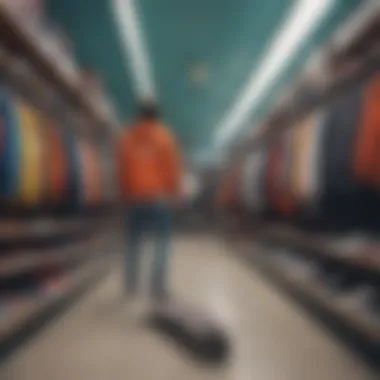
[125,202,171,298]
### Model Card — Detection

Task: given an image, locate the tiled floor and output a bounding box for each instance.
[0,236,375,379]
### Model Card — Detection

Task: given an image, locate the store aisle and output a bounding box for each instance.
[0,236,374,380]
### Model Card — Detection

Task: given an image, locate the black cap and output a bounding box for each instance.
[138,102,159,120]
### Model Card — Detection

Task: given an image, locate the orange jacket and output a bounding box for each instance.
[217,174,237,209]
[217,162,243,211]
[46,123,68,203]
[117,120,182,202]
[79,140,101,205]
[354,74,380,187]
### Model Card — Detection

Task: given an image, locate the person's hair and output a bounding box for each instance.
[138,102,159,120]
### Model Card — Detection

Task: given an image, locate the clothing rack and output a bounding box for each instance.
[0,3,114,137]
[223,4,380,368]
[0,2,118,361]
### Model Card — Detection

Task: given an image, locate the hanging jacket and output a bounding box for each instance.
[251,149,268,213]
[323,84,363,196]
[266,136,283,216]
[354,73,380,187]
[241,151,266,212]
[78,140,101,206]
[218,170,239,211]
[292,116,317,203]
[64,131,83,207]
[304,111,326,208]
[277,131,296,216]
[318,83,365,229]
[117,121,182,202]
[45,122,68,204]
[0,86,21,201]
[16,101,44,206]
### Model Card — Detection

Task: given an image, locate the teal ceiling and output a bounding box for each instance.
[47,0,137,121]
[135,0,290,153]
[47,0,360,157]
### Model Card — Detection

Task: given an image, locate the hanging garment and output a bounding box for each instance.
[64,132,83,208]
[240,152,258,211]
[45,121,68,204]
[78,140,101,206]
[15,100,44,207]
[304,111,327,209]
[266,136,283,217]
[254,149,268,214]
[99,144,117,203]
[323,84,363,196]
[0,86,21,202]
[85,143,102,206]
[292,116,318,203]
[291,120,307,202]
[218,169,239,211]
[241,149,267,213]
[276,130,296,217]
[319,83,365,229]
[354,73,380,188]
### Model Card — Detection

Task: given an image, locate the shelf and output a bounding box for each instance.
[302,279,380,342]
[0,233,107,278]
[267,257,380,342]
[243,248,380,346]
[0,258,108,341]
[0,4,110,135]
[0,215,104,247]
[259,225,380,274]
[0,219,80,240]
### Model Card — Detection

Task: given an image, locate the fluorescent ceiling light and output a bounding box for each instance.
[112,0,155,101]
[215,0,335,146]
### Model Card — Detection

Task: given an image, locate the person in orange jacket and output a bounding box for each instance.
[117,103,182,300]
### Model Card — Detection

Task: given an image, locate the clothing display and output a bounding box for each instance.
[0,85,109,212]
[226,74,380,231]
[0,0,117,367]
[219,60,380,367]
